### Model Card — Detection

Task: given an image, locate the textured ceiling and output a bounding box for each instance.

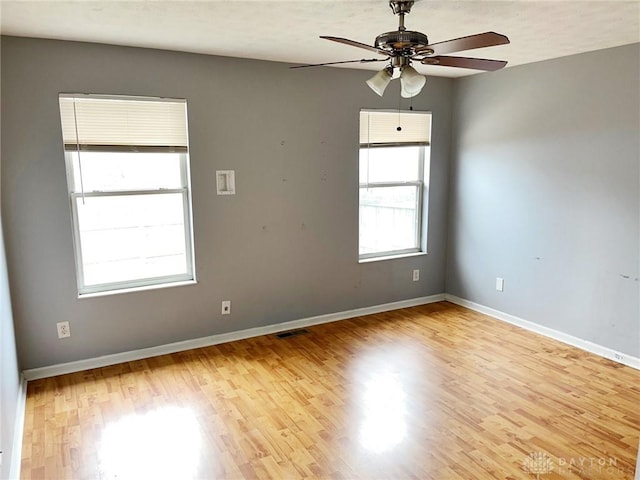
[1,0,638,78]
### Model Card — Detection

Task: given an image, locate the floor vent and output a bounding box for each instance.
[276,329,309,339]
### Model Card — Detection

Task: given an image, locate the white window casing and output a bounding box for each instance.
[359,110,431,261]
[59,94,196,296]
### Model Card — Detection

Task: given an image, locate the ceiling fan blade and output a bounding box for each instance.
[417,32,509,56]
[290,58,387,69]
[320,36,391,56]
[420,56,507,71]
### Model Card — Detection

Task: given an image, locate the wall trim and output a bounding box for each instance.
[8,374,27,480]
[22,292,637,379]
[444,294,640,371]
[22,294,445,381]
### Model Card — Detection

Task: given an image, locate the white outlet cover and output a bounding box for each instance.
[413,269,420,281]
[221,300,231,315]
[57,321,71,338]
[496,277,504,292]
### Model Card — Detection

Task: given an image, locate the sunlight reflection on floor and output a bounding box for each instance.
[359,373,408,454]
[99,406,201,479]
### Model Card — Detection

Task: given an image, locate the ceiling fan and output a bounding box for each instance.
[292,0,510,98]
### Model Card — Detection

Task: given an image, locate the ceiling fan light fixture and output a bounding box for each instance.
[400,65,426,98]
[366,66,394,96]
[294,1,510,91]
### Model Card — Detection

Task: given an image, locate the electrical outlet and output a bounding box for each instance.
[57,321,71,339]
[412,269,420,282]
[221,300,231,315]
[496,277,504,292]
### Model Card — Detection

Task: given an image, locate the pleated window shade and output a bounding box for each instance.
[359,110,431,146]
[59,95,189,152]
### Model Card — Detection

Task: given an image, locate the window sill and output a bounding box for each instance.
[78,279,198,299]
[359,251,427,263]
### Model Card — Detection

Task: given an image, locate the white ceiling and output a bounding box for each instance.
[1,0,638,78]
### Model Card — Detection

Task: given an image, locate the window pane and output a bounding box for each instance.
[359,186,419,255]
[69,151,183,192]
[359,146,421,184]
[76,193,188,286]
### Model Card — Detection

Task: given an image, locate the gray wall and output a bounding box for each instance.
[3,35,637,374]
[0,214,20,480]
[1,38,22,478]
[1,36,452,370]
[448,43,640,357]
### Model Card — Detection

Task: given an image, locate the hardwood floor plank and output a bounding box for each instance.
[21,302,639,479]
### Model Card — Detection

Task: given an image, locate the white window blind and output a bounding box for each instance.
[59,94,188,152]
[360,110,431,146]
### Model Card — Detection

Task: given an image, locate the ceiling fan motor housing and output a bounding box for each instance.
[375,30,429,53]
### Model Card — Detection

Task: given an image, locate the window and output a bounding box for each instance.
[59,94,195,295]
[359,110,431,261]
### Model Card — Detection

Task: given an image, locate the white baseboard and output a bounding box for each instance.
[23,294,445,381]
[8,374,27,480]
[444,294,640,371]
[23,292,637,380]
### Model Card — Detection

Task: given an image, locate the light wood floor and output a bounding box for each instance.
[21,302,639,479]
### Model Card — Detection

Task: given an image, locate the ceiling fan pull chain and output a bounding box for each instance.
[397,91,403,132]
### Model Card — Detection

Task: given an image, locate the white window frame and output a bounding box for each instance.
[358,110,431,262]
[59,94,196,296]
